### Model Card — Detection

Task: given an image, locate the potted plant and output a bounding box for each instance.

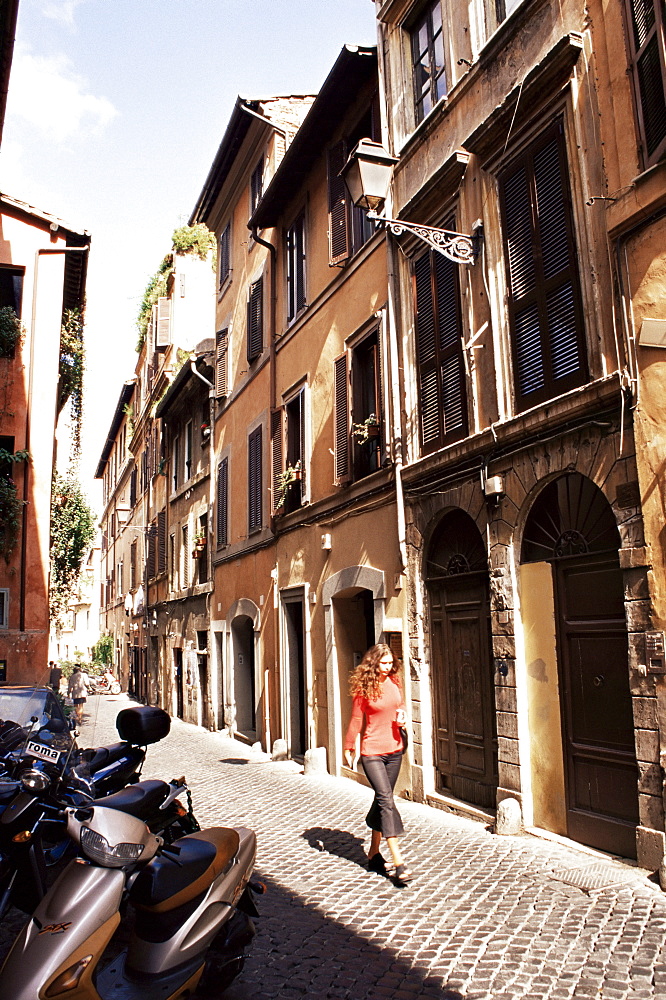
[274,462,302,510]
[200,422,211,444]
[192,530,207,557]
[352,413,380,444]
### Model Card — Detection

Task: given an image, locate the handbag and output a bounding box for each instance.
[399,725,408,752]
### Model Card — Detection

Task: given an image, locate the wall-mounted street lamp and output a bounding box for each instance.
[340,138,480,265]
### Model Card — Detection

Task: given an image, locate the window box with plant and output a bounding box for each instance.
[200,422,211,444]
[192,530,207,557]
[352,413,380,444]
[274,461,302,511]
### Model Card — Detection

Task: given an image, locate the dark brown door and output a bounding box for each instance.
[431,574,498,808]
[556,554,638,858]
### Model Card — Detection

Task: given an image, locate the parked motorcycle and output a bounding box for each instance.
[0,795,261,998]
[87,671,122,696]
[0,705,199,918]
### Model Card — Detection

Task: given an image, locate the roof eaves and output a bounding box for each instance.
[95,380,136,479]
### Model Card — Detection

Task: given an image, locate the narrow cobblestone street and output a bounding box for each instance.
[4,693,666,1000]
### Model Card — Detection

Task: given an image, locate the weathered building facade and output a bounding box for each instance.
[0,196,89,683]
[371,0,666,866]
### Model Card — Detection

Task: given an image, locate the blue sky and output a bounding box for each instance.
[0,0,377,502]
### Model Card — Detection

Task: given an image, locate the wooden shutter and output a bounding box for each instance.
[327,141,351,266]
[270,408,284,514]
[155,297,171,347]
[247,277,263,362]
[215,328,228,398]
[219,223,231,286]
[414,243,467,453]
[333,352,350,484]
[248,427,262,532]
[216,458,228,547]
[624,0,666,163]
[499,122,587,412]
[148,523,157,579]
[157,509,166,574]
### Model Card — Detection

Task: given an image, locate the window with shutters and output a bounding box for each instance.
[413,241,467,454]
[623,0,666,166]
[155,296,171,349]
[157,509,166,575]
[411,1,447,125]
[217,457,229,547]
[327,95,381,266]
[248,427,263,533]
[129,468,137,509]
[169,534,175,589]
[334,330,383,484]
[0,589,8,629]
[498,122,588,413]
[197,513,208,585]
[181,524,190,589]
[287,213,307,321]
[172,433,180,492]
[219,222,231,288]
[272,388,307,515]
[184,421,193,481]
[247,277,263,362]
[130,541,137,591]
[215,328,229,398]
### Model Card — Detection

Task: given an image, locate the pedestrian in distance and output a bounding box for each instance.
[343,643,414,883]
[67,665,88,723]
[48,661,62,692]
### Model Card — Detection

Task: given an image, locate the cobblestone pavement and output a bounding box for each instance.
[4,694,666,1000]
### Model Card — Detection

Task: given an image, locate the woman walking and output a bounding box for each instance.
[67,666,88,724]
[343,643,414,882]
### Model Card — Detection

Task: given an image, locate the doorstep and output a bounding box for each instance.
[425,790,495,827]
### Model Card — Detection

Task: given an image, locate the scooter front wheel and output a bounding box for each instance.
[110,682,121,695]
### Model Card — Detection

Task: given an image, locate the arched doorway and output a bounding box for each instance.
[230,615,256,737]
[426,510,497,809]
[522,472,639,857]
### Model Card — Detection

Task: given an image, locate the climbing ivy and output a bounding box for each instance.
[136,223,216,352]
[0,307,22,358]
[50,473,96,630]
[92,633,114,667]
[0,449,29,562]
[58,309,85,459]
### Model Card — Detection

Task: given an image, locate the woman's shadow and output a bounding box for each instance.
[302,827,368,868]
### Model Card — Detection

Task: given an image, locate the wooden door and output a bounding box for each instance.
[556,554,638,857]
[431,574,498,808]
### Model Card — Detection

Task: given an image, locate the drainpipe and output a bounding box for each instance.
[23,245,89,637]
[249,225,277,755]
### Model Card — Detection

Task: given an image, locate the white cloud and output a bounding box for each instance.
[41,0,87,28]
[5,43,118,141]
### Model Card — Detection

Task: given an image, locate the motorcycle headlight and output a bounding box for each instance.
[21,769,50,793]
[79,826,145,868]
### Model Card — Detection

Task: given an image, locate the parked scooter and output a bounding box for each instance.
[87,670,122,696]
[0,706,199,917]
[0,795,261,998]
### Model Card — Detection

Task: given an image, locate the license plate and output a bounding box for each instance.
[25,741,61,764]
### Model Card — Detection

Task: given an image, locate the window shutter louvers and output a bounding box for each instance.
[215,328,228,398]
[155,297,171,348]
[333,353,350,484]
[248,427,262,532]
[219,224,230,286]
[500,124,587,411]
[216,459,228,547]
[247,278,263,362]
[625,0,666,161]
[327,141,351,265]
[271,409,284,514]
[157,510,166,574]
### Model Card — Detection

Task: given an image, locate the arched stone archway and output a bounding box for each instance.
[226,599,261,741]
[425,509,498,809]
[521,472,639,857]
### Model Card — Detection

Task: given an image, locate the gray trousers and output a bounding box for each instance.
[361,749,405,838]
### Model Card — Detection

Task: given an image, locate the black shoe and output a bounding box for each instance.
[367,852,387,874]
[392,863,415,883]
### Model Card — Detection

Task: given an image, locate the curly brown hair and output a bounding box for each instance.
[349,643,401,702]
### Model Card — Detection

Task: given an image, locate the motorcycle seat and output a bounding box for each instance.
[81,742,131,773]
[130,827,240,913]
[97,779,170,818]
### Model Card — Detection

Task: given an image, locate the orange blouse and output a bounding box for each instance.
[344,676,404,756]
